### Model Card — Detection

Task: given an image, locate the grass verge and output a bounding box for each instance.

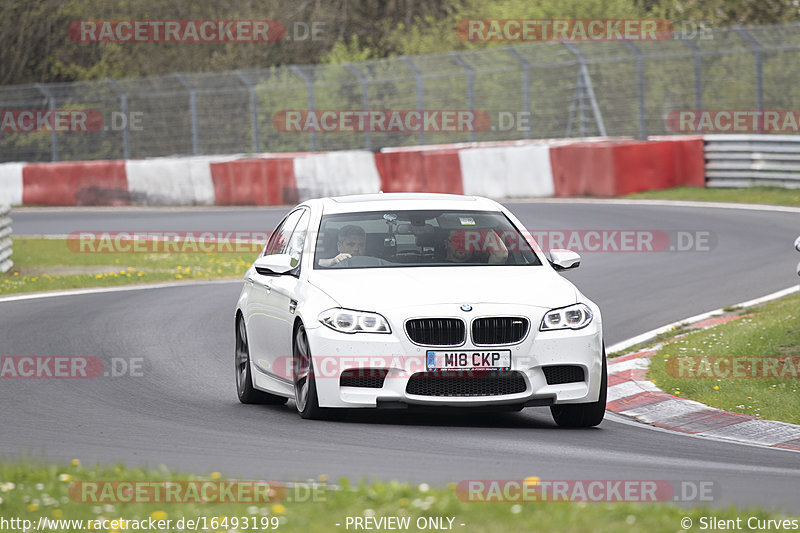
[647,293,800,425]
[625,186,800,207]
[0,459,795,533]
[1,237,259,295]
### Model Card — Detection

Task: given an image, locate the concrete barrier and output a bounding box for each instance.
[0,163,23,207]
[23,160,128,205]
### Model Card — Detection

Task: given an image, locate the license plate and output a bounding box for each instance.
[426,350,512,370]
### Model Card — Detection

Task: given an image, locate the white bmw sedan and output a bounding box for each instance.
[235,193,606,427]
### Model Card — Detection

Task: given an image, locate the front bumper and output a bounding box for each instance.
[305,310,603,409]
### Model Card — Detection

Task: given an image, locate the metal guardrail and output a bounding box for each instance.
[0,205,12,273]
[705,134,800,188]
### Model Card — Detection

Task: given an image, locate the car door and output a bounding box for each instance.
[264,208,311,380]
[245,209,304,383]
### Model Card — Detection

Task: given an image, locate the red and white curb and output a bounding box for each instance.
[606,287,800,451]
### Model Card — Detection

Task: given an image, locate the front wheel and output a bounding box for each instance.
[550,349,607,428]
[235,316,288,405]
[293,324,326,419]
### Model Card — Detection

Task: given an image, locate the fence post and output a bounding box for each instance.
[562,42,607,137]
[344,63,371,151]
[175,74,199,155]
[623,41,647,140]
[506,47,531,140]
[106,78,131,159]
[290,66,316,152]
[235,70,260,153]
[34,84,58,161]
[0,205,12,273]
[676,32,703,125]
[734,27,764,125]
[400,56,426,145]
[450,52,476,142]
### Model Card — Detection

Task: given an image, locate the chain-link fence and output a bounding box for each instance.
[2,23,800,162]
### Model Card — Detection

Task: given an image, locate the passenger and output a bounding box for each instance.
[445,229,508,265]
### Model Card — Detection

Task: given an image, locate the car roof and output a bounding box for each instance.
[318,193,500,214]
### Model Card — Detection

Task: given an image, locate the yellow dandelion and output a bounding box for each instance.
[27,503,39,511]
[318,474,328,483]
[70,458,81,467]
[713,386,719,390]
[150,511,168,521]
[52,509,63,519]
[210,471,221,480]
[524,476,540,487]
[271,504,286,515]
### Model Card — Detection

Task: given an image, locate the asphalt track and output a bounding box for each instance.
[3,201,800,510]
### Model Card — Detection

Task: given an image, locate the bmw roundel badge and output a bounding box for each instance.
[460,304,473,312]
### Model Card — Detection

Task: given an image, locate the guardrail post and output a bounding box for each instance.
[562,43,607,137]
[235,70,260,153]
[344,63,371,151]
[106,78,131,159]
[175,74,199,155]
[290,66,316,152]
[450,52,476,142]
[34,84,58,161]
[0,205,13,273]
[506,47,531,140]
[734,27,764,124]
[400,56,426,145]
[623,41,647,140]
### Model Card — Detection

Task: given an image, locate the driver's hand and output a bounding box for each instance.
[319,253,352,267]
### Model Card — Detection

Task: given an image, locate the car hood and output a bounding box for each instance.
[308,266,578,311]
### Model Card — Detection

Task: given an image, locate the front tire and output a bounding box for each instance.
[236,316,288,405]
[550,349,607,428]
[293,324,326,420]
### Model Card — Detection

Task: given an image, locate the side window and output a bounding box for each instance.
[264,209,304,256]
[286,209,311,263]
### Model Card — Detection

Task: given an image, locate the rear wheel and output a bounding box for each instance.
[550,349,607,428]
[293,324,326,420]
[235,316,288,405]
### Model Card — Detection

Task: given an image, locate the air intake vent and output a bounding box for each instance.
[406,318,465,346]
[405,370,527,397]
[471,317,529,345]
[542,365,585,385]
[340,369,388,388]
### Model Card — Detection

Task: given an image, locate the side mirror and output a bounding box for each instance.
[254,254,297,275]
[549,249,581,271]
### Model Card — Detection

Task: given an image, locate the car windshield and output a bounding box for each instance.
[313,209,542,269]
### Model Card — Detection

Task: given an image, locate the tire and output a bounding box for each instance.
[235,316,288,405]
[550,348,607,428]
[293,324,326,420]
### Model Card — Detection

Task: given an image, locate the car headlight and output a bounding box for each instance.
[319,308,391,334]
[539,303,593,331]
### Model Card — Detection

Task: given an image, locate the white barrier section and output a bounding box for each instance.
[458,144,554,198]
[125,157,220,205]
[0,163,24,206]
[293,150,381,200]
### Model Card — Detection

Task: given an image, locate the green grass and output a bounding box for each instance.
[625,186,800,207]
[0,460,794,533]
[1,237,259,295]
[648,293,800,425]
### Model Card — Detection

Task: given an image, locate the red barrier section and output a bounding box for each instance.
[22,161,129,206]
[376,149,463,194]
[550,138,705,197]
[209,158,298,205]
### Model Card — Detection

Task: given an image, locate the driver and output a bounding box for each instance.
[445,229,508,265]
[318,225,366,267]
